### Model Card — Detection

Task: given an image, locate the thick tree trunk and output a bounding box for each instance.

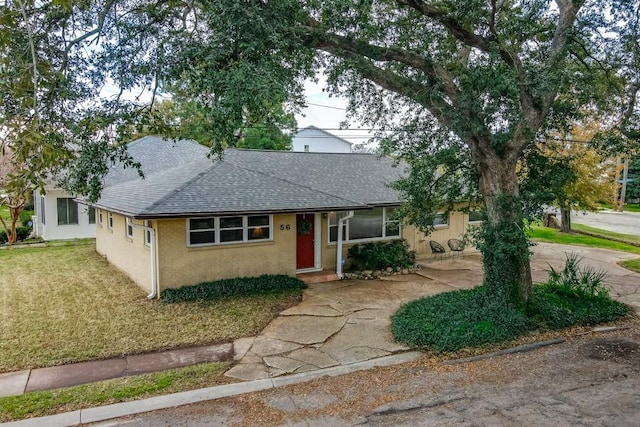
[476,153,533,304]
[560,207,571,233]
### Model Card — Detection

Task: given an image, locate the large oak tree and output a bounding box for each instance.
[4,0,639,302]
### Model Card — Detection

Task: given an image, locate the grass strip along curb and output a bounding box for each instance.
[573,229,640,247]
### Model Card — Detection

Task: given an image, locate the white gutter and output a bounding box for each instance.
[336,210,354,279]
[127,218,159,299]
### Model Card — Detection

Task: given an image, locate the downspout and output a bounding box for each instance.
[336,210,354,279]
[127,218,159,299]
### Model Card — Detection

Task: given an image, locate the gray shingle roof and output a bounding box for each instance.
[94,136,407,218]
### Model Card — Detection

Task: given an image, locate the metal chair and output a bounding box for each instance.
[429,240,446,261]
[447,238,465,258]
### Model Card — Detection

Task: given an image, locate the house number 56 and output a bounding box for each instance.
[280,224,291,230]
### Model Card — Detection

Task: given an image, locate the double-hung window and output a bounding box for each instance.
[328,207,400,243]
[88,207,96,224]
[57,198,78,225]
[468,210,483,224]
[108,212,114,230]
[188,215,271,246]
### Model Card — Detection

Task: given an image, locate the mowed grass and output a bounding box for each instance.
[572,223,640,244]
[528,225,640,255]
[0,244,301,373]
[621,259,640,273]
[0,362,230,422]
[597,202,640,213]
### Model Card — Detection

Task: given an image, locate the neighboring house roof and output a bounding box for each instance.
[93,136,407,219]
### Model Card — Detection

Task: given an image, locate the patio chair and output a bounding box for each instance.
[447,238,465,258]
[429,240,446,261]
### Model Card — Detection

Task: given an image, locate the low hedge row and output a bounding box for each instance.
[161,274,307,303]
[347,239,416,271]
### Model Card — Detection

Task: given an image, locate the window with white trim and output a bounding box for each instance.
[40,197,46,225]
[468,210,484,223]
[88,207,96,224]
[98,209,103,224]
[57,198,78,225]
[108,212,113,229]
[144,220,152,246]
[429,213,449,227]
[126,217,133,238]
[187,215,272,246]
[328,207,400,243]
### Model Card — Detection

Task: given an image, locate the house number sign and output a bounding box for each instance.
[280,224,291,230]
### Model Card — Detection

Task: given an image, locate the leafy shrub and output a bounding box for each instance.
[528,254,629,328]
[547,252,608,297]
[0,226,32,244]
[161,274,306,303]
[392,287,532,352]
[19,210,34,227]
[347,239,416,271]
[528,284,630,329]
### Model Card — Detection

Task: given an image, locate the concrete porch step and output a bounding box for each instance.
[296,270,339,284]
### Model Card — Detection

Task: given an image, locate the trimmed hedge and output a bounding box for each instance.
[347,239,416,271]
[161,274,307,303]
[0,226,32,244]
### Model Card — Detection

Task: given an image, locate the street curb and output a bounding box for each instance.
[0,352,423,427]
[444,339,566,365]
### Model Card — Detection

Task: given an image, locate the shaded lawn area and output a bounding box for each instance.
[0,244,301,373]
[527,226,640,255]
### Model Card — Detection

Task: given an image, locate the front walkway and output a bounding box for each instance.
[227,243,640,381]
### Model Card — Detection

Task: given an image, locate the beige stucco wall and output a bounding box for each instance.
[95,211,152,291]
[156,214,297,290]
[404,211,479,260]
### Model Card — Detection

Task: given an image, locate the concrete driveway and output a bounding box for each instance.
[226,243,640,382]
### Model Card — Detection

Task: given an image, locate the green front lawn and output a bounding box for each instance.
[572,223,640,245]
[0,362,230,422]
[597,202,640,213]
[527,225,640,255]
[621,259,640,273]
[0,243,302,373]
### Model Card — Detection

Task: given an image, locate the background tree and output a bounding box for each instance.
[624,157,640,205]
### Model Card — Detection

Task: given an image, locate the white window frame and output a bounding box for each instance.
[186,215,273,247]
[328,207,401,244]
[40,196,46,225]
[107,212,113,230]
[125,217,134,238]
[98,209,103,225]
[468,210,483,224]
[56,197,79,225]
[431,212,449,228]
[144,220,152,247]
[88,206,96,225]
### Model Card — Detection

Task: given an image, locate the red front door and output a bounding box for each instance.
[296,214,315,269]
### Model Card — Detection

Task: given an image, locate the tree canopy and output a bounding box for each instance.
[2,0,639,302]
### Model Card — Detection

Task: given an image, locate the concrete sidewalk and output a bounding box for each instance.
[0,343,232,398]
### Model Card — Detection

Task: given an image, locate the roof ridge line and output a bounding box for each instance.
[224,155,368,208]
[139,159,220,215]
